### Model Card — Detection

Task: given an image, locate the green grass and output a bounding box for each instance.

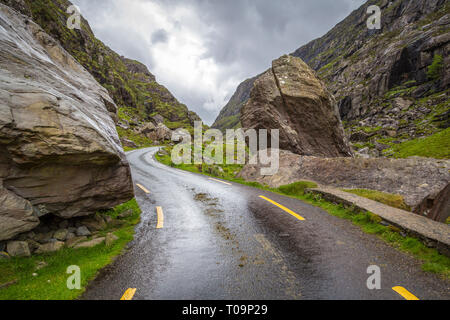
[386,128,450,159]
[155,152,450,278]
[0,199,141,300]
[343,189,411,211]
[155,144,244,180]
[278,181,318,196]
[116,126,154,149]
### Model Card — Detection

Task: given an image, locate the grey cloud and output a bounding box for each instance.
[151,29,169,44]
[72,0,366,124]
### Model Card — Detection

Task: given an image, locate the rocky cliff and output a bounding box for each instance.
[292,0,449,157]
[212,75,258,132]
[215,0,449,159]
[1,0,202,147]
[0,3,133,240]
[241,55,353,157]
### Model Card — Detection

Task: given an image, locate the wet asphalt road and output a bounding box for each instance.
[82,147,449,300]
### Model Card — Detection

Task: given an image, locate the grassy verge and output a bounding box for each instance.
[342,189,411,211]
[0,199,141,300]
[385,128,450,159]
[155,150,450,279]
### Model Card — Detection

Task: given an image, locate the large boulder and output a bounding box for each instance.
[241,55,353,157]
[238,149,450,221]
[0,4,133,240]
[0,182,39,241]
[7,241,31,257]
[146,123,172,142]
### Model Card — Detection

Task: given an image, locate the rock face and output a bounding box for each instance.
[0,4,134,240]
[292,0,449,152]
[7,241,31,257]
[214,0,449,157]
[416,183,450,222]
[238,149,450,221]
[241,55,353,157]
[0,182,39,241]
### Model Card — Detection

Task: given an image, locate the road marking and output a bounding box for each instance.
[209,178,232,186]
[120,288,137,300]
[156,206,164,229]
[259,196,305,221]
[136,183,150,194]
[392,286,419,300]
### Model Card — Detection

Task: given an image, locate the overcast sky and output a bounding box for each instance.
[72,0,366,124]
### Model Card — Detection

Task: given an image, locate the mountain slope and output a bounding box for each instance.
[291,0,449,157]
[1,0,201,146]
[212,75,258,131]
[214,0,449,158]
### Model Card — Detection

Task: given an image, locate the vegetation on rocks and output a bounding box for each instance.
[384,128,450,159]
[427,54,444,81]
[0,199,141,300]
[343,189,411,211]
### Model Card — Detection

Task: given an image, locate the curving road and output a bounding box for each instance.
[82,147,449,300]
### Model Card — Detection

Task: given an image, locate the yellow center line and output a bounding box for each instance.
[136,183,150,194]
[156,206,164,229]
[259,196,305,221]
[392,286,419,300]
[120,288,137,300]
[209,178,232,186]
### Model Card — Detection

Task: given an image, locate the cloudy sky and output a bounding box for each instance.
[72,0,366,124]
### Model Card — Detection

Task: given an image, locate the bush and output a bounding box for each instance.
[277,181,318,196]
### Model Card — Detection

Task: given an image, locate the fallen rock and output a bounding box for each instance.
[0,3,134,241]
[118,209,133,219]
[81,216,106,232]
[239,149,450,221]
[146,123,172,142]
[35,241,65,254]
[34,232,54,244]
[105,233,119,246]
[7,241,31,257]
[53,229,69,241]
[0,183,39,241]
[152,115,165,124]
[66,236,87,248]
[109,219,126,228]
[76,226,91,237]
[121,138,138,149]
[25,239,41,253]
[241,55,353,157]
[74,237,105,249]
[66,232,76,240]
[102,215,113,224]
[139,122,156,135]
[416,183,450,223]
